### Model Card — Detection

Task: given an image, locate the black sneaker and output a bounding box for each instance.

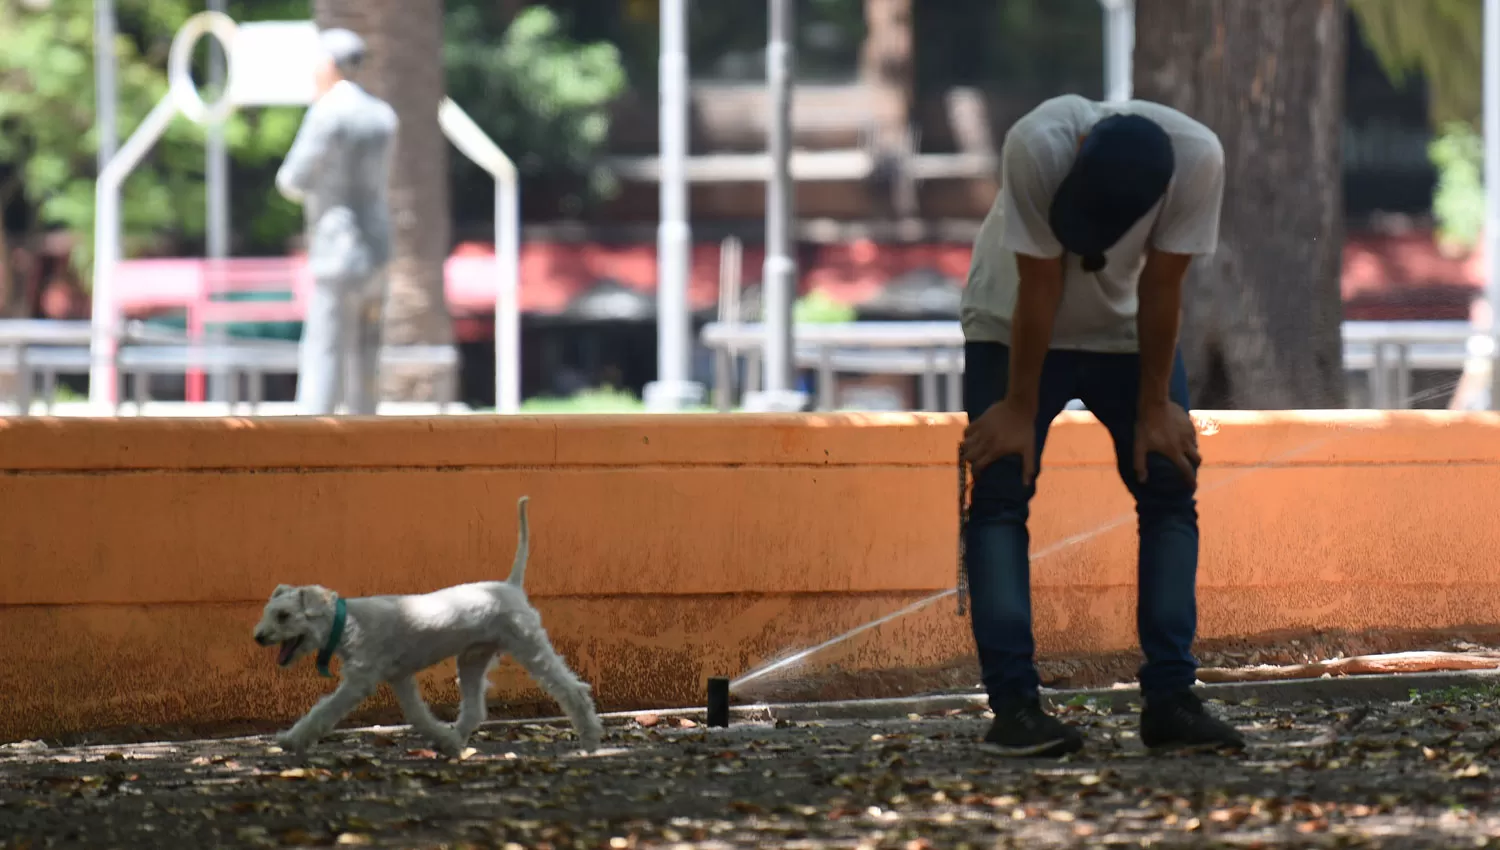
[1140,690,1246,753]
[982,696,1085,757]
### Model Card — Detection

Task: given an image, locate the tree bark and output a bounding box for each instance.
[861,0,916,216]
[1134,0,1347,409]
[313,0,455,402]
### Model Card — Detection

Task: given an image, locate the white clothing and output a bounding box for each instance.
[960,94,1225,353]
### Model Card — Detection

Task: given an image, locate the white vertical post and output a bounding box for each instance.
[206,0,231,401]
[436,99,520,414]
[760,0,797,396]
[1100,0,1134,103]
[1487,0,1500,408]
[94,0,118,171]
[92,0,119,407]
[205,0,229,260]
[645,0,702,410]
[495,167,520,414]
[743,0,807,412]
[91,96,180,406]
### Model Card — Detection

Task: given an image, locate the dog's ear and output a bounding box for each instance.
[272,584,295,598]
[298,586,333,616]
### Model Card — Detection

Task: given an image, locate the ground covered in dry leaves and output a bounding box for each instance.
[4,688,1500,849]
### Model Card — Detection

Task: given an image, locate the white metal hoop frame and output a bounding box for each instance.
[167,11,239,125]
[92,15,522,413]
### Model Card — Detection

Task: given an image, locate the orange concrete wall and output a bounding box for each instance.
[1,411,1498,742]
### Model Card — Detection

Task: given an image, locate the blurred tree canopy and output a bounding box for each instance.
[445,3,626,220]
[0,0,628,277]
[1349,0,1481,127]
[0,0,305,273]
[1349,0,1486,251]
[1429,121,1485,251]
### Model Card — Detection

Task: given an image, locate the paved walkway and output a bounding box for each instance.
[3,692,1499,848]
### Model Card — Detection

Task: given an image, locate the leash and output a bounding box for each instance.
[957,443,969,616]
[317,596,347,678]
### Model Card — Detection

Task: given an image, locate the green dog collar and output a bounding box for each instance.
[316,597,347,678]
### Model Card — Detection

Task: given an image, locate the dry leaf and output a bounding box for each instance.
[277,827,320,845]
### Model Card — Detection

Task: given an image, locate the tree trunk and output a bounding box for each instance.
[1134,0,1347,409]
[313,0,455,403]
[861,0,917,216]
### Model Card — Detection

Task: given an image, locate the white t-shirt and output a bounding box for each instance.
[960,94,1225,353]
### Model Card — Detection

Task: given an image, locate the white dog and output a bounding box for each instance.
[252,496,603,755]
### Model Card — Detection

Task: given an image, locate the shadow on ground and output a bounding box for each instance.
[4,690,1500,848]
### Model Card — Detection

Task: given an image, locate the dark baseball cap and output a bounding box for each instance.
[1048,113,1175,272]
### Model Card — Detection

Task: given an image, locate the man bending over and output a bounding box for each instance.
[960,94,1244,757]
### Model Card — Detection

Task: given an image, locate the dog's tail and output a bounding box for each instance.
[506,496,531,587]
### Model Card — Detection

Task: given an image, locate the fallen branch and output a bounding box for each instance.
[1197,651,1500,684]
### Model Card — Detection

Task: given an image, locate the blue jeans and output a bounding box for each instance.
[962,342,1200,700]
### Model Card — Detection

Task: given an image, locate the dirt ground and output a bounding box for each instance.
[5,685,1500,849]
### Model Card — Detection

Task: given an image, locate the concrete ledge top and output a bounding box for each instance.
[1,409,1497,471]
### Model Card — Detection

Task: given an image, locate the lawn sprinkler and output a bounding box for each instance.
[707,676,730,728]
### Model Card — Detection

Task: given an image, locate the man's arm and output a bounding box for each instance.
[276,101,339,203]
[995,133,1068,411]
[1141,135,1225,406]
[1006,254,1065,414]
[1136,250,1192,407]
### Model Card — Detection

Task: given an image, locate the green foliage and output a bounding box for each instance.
[445,4,626,211]
[2,0,632,274]
[0,0,304,279]
[1409,681,1500,706]
[1429,121,1486,252]
[1349,0,1483,127]
[793,289,856,324]
[519,385,646,414]
[1349,1,1491,248]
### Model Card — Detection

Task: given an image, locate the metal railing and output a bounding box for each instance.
[0,319,460,415]
[701,319,1482,412]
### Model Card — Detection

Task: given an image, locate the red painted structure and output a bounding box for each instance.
[109,230,1484,400]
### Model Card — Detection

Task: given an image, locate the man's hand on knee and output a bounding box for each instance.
[963,398,1039,484]
[1134,400,1201,485]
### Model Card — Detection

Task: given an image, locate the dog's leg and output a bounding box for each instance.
[510,626,603,752]
[454,648,496,743]
[389,675,464,756]
[276,678,374,752]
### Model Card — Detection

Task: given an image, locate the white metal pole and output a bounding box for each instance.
[645,0,699,411]
[206,0,231,401]
[436,99,520,414]
[761,0,796,395]
[94,0,118,171]
[1100,0,1134,103]
[92,0,119,406]
[495,167,520,414]
[90,95,180,406]
[206,0,229,260]
[1487,0,1500,409]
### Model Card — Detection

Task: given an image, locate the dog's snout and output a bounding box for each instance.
[254,631,270,646]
